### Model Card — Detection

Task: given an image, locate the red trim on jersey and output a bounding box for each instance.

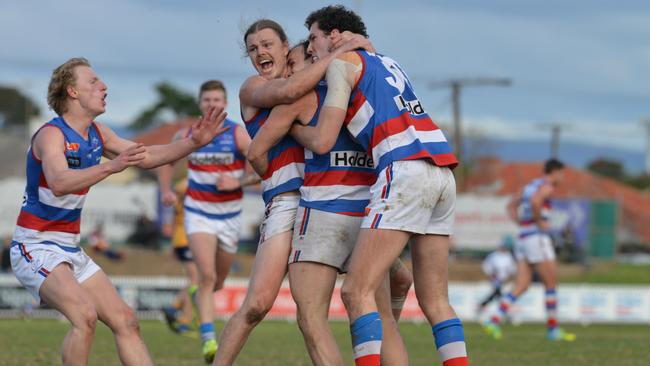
[186,189,243,203]
[401,150,458,169]
[17,211,80,234]
[91,122,105,147]
[242,108,265,125]
[352,50,366,92]
[303,170,375,187]
[370,114,440,150]
[262,146,305,180]
[344,89,368,124]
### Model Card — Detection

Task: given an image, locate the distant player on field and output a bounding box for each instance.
[477,237,516,317]
[158,80,260,362]
[485,159,576,341]
[161,178,199,337]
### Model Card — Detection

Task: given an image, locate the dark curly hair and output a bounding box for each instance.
[544,158,565,174]
[305,5,368,37]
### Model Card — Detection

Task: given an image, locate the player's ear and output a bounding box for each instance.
[329,29,341,42]
[66,84,78,99]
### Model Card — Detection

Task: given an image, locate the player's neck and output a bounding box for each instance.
[62,108,96,138]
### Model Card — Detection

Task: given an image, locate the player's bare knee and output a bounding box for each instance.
[199,270,217,288]
[114,306,140,335]
[75,304,98,333]
[392,276,412,298]
[340,281,362,309]
[244,298,272,325]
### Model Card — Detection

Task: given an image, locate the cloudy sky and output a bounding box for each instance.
[1,0,649,153]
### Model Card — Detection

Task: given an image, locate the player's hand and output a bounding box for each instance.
[331,31,375,53]
[108,143,146,173]
[190,106,229,148]
[161,190,178,206]
[216,175,241,191]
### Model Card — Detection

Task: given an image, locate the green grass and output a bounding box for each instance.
[562,263,650,285]
[0,320,647,365]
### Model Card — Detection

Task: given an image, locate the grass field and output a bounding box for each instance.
[0,320,647,365]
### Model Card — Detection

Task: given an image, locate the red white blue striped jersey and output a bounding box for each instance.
[344,50,458,174]
[517,178,551,237]
[300,83,375,216]
[243,108,304,205]
[184,119,245,220]
[13,117,104,248]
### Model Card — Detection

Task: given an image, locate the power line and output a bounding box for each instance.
[429,78,511,187]
[642,119,650,175]
[537,122,572,159]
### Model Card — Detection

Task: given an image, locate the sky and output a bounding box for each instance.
[1,0,649,155]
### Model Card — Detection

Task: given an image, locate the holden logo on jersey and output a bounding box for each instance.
[330,151,374,168]
[65,142,80,152]
[189,152,234,166]
[394,95,425,116]
[377,54,426,116]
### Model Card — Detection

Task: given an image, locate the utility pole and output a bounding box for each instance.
[429,78,511,187]
[642,119,650,175]
[538,123,570,159]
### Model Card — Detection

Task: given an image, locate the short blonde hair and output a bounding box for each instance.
[47,57,90,116]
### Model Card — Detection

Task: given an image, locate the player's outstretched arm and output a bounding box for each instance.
[216,125,262,191]
[247,92,316,176]
[290,53,361,154]
[99,106,228,170]
[240,35,369,108]
[36,127,145,196]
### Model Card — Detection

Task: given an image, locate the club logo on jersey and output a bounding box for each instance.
[189,152,234,166]
[65,142,80,152]
[330,151,374,168]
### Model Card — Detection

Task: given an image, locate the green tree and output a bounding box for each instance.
[0,86,41,128]
[130,82,199,130]
[587,158,626,181]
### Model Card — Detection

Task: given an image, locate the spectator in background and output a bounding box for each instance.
[477,236,516,317]
[88,223,125,261]
[1,237,12,272]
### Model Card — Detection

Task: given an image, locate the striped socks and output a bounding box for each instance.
[350,312,382,366]
[492,292,517,325]
[545,289,558,331]
[433,318,468,366]
[199,322,215,342]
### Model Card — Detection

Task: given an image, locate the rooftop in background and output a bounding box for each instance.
[466,157,650,245]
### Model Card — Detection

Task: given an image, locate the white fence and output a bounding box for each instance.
[1,274,648,324]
